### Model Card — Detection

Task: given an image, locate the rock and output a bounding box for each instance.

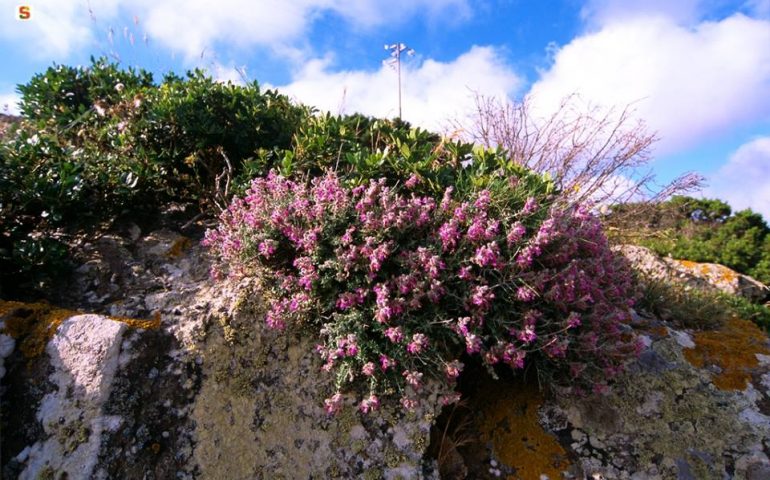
[19,315,126,480]
[616,244,768,302]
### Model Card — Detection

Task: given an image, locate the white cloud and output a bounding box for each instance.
[706,136,770,219]
[0,0,120,59]
[0,93,21,115]
[128,0,470,62]
[276,46,522,132]
[1,0,470,62]
[528,13,770,156]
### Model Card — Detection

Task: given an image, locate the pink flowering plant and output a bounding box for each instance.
[204,169,641,414]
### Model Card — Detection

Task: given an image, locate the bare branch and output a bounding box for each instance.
[449,92,702,208]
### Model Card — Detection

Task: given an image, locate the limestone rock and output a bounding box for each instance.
[616,244,768,301]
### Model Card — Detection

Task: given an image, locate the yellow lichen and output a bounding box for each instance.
[0,300,160,358]
[108,311,162,330]
[675,259,738,285]
[473,379,570,480]
[683,318,770,391]
[166,236,192,258]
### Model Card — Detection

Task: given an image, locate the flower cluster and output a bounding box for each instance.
[205,170,641,414]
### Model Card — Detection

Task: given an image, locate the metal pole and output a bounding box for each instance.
[397,47,402,119]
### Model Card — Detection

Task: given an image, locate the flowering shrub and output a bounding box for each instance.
[204,170,641,413]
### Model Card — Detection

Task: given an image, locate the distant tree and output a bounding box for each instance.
[605,195,770,287]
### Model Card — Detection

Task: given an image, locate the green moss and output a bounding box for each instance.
[363,467,383,480]
[35,466,55,480]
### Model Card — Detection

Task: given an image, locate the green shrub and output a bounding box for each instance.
[634,275,731,330]
[635,273,770,331]
[0,58,310,296]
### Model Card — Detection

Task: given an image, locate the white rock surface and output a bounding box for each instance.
[19,315,126,480]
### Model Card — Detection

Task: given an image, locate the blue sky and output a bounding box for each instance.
[1,0,769,217]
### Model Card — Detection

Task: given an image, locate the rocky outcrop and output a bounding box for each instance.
[616,244,769,302]
[1,226,445,479]
[3,230,770,479]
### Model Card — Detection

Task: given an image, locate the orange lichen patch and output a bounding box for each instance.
[0,300,80,358]
[647,325,669,338]
[0,300,161,358]
[674,259,738,285]
[108,311,162,330]
[167,236,192,258]
[474,379,570,480]
[683,318,770,391]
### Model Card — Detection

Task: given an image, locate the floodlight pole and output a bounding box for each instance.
[397,47,402,118]
[385,43,414,119]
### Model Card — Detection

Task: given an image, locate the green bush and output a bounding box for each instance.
[634,275,731,331]
[0,58,309,296]
[634,273,770,332]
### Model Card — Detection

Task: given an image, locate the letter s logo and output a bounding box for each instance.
[18,5,31,20]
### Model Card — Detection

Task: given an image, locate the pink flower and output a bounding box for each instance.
[438,220,460,251]
[522,196,539,215]
[566,312,582,328]
[516,286,536,302]
[465,333,482,354]
[544,339,567,358]
[405,174,421,189]
[401,397,418,411]
[473,242,500,268]
[324,393,344,415]
[445,360,463,379]
[407,333,429,354]
[454,317,471,336]
[440,187,454,212]
[384,326,404,343]
[341,226,356,245]
[484,351,500,365]
[470,285,495,311]
[403,370,423,389]
[379,354,396,371]
[362,362,376,376]
[505,347,526,369]
[458,266,473,280]
[375,305,393,323]
[507,222,527,247]
[258,239,277,258]
[440,392,462,405]
[518,325,537,344]
[466,215,487,242]
[474,190,491,210]
[265,305,286,330]
[359,394,380,413]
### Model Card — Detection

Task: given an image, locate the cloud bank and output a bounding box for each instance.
[528,13,770,156]
[277,46,521,132]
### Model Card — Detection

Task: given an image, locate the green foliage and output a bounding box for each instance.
[275,112,556,202]
[18,57,154,129]
[0,58,555,298]
[720,295,770,331]
[0,58,308,297]
[635,272,770,332]
[635,275,732,331]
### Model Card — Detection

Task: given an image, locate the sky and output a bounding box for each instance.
[1,0,769,218]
